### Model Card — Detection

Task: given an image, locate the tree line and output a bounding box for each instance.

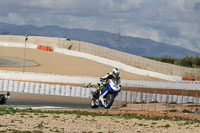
[145,55,200,68]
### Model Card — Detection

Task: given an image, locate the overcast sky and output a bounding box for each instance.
[0,0,200,52]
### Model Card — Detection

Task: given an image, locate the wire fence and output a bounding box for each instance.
[0,35,200,78]
[114,86,200,113]
[0,79,199,113]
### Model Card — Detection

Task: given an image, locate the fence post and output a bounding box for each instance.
[141,86,144,111]
[167,89,170,113]
[154,88,157,112]
[181,89,184,112]
[195,88,198,112]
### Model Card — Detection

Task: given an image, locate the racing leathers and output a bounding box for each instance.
[94,72,121,98]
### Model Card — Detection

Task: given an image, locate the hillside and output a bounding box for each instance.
[0,22,200,58]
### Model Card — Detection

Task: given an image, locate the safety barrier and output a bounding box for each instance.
[0,41,182,81]
[182,77,195,81]
[1,79,200,104]
[54,47,182,81]
[37,45,52,51]
[0,70,199,90]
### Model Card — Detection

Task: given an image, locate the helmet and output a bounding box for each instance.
[112,68,120,77]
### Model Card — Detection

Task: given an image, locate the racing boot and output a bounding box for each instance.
[93,90,100,99]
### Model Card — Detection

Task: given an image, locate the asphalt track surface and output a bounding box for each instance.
[0,56,37,66]
[5,98,91,109]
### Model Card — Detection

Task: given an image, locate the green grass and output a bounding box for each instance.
[0,107,200,126]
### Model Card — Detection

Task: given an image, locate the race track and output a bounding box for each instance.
[1,92,91,109]
[6,98,90,109]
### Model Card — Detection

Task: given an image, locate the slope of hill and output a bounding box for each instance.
[0,22,200,58]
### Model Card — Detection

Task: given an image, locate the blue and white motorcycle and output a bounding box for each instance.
[90,78,121,109]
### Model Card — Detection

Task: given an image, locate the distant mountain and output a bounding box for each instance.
[0,22,200,58]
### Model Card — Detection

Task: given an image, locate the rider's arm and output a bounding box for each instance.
[100,73,111,81]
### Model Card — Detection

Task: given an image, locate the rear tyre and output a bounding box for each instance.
[90,99,99,108]
[104,93,115,109]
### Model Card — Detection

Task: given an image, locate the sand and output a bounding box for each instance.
[0,46,162,81]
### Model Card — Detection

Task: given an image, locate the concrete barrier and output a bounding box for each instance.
[24,82,30,93]
[3,80,9,91]
[45,84,50,95]
[35,83,41,94]
[0,79,199,104]
[29,82,35,93]
[50,84,56,95]
[40,83,46,94]
[65,85,71,96]
[13,81,19,92]
[8,80,14,92]
[60,85,66,96]
[0,80,3,90]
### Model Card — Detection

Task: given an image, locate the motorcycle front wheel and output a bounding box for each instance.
[104,93,115,109]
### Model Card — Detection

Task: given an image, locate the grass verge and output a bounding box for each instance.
[0,106,200,125]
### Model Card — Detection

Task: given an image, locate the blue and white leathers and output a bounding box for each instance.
[91,78,121,109]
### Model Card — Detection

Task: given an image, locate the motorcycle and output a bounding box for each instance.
[90,78,121,109]
[0,92,10,104]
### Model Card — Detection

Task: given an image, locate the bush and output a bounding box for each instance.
[160,55,176,64]
[180,56,194,67]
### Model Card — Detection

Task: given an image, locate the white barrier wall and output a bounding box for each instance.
[0,42,37,49]
[54,47,182,81]
[0,70,199,90]
[1,79,199,104]
[0,42,182,81]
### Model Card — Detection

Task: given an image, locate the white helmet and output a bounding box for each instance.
[112,68,120,77]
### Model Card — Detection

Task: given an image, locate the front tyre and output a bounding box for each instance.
[104,93,115,109]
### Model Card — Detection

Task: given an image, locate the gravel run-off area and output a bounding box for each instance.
[1,108,200,133]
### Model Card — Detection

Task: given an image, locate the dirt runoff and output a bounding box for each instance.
[0,46,163,81]
[0,109,200,133]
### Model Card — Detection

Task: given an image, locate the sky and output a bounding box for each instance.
[0,0,200,53]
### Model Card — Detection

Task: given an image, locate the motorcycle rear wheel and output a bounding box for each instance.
[90,99,99,108]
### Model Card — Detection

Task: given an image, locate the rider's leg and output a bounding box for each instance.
[95,83,104,98]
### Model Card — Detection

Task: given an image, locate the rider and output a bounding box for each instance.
[94,68,121,98]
